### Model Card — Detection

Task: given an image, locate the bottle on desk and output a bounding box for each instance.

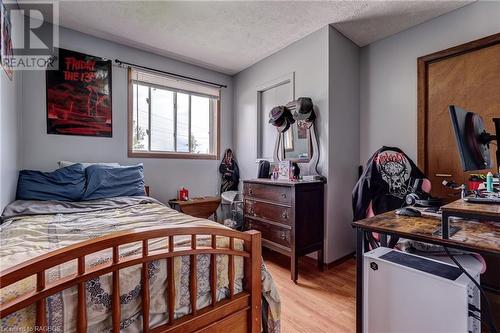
[486,172,494,192]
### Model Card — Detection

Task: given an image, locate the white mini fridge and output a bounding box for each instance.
[363,247,480,333]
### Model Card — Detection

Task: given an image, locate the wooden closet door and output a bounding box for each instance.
[420,38,500,200]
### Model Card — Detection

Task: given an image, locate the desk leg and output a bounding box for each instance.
[356,228,365,333]
[380,234,387,247]
[441,211,449,239]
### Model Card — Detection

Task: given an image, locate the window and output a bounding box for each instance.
[128,68,220,159]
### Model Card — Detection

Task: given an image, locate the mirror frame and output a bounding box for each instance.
[274,102,320,177]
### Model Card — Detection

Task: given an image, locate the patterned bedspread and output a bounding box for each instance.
[0,197,280,333]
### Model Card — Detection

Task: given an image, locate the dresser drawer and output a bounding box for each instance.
[245,200,292,226]
[244,183,291,205]
[246,218,291,248]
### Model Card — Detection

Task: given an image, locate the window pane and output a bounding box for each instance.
[176,93,190,152]
[133,84,149,150]
[131,71,218,157]
[191,96,211,154]
[151,88,174,151]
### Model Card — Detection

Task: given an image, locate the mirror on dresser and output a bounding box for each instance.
[271,98,320,176]
[282,119,312,162]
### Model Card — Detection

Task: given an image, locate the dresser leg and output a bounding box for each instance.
[318,248,324,271]
[291,255,299,283]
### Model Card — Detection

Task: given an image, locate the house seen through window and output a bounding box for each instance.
[129,68,220,158]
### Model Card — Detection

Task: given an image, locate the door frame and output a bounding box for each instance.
[416,32,500,172]
[256,72,295,162]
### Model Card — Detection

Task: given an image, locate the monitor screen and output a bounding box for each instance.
[449,105,492,171]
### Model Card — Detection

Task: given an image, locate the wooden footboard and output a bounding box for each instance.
[0,227,262,333]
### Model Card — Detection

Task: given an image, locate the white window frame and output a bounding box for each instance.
[128,68,220,160]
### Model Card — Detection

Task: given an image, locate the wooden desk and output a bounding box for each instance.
[168,196,221,220]
[352,210,500,333]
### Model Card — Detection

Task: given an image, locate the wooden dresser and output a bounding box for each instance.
[243,179,324,282]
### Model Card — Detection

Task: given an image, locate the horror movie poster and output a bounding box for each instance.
[46,48,112,137]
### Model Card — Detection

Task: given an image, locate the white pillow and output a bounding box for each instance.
[57,161,121,169]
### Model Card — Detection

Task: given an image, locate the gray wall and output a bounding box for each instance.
[233,25,360,263]
[360,1,500,165]
[327,26,360,261]
[233,25,331,258]
[233,26,330,181]
[21,25,234,203]
[0,64,22,211]
[0,10,23,211]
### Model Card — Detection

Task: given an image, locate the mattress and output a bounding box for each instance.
[0,196,280,332]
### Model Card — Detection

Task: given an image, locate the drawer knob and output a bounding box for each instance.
[281,193,287,199]
[248,222,252,229]
[248,207,255,215]
[281,211,288,219]
[280,231,287,240]
[248,187,253,195]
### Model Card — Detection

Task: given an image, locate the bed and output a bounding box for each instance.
[0,196,280,333]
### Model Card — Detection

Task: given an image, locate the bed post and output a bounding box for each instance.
[245,230,262,333]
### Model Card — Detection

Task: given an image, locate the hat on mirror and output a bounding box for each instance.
[296,97,313,114]
[277,118,291,133]
[269,105,295,132]
[269,106,286,124]
[292,97,316,122]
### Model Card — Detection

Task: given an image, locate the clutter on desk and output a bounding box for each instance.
[468,174,484,190]
[486,171,494,192]
[395,207,421,217]
[405,178,442,207]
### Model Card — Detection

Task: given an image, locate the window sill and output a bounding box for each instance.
[128,151,218,160]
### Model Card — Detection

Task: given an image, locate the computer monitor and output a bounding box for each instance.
[449,105,499,172]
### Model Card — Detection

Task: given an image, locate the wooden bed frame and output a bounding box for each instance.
[0,226,262,333]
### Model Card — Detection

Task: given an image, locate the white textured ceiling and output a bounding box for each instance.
[35,1,473,75]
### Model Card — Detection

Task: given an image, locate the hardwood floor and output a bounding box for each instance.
[263,249,356,333]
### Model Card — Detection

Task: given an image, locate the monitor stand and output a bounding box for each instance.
[432,225,461,238]
[439,199,500,239]
[493,118,500,172]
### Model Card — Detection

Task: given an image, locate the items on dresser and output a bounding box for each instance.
[278,161,291,180]
[271,165,279,180]
[257,160,271,178]
[243,178,324,282]
[291,162,300,179]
